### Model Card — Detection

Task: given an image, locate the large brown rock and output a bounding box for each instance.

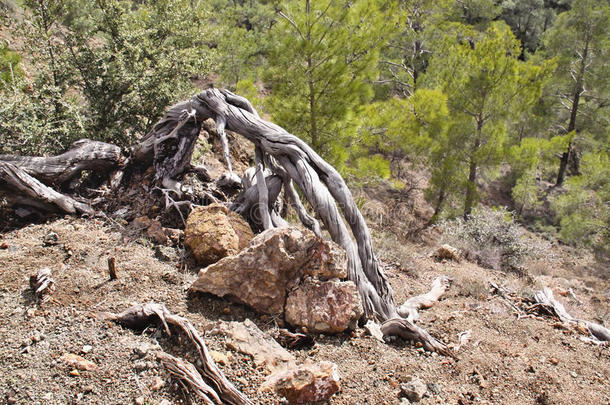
[261,361,341,404]
[189,227,347,315]
[184,203,254,265]
[285,278,363,333]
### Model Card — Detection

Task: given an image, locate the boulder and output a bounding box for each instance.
[285,278,363,333]
[214,319,295,373]
[189,227,347,315]
[262,361,340,404]
[184,203,254,265]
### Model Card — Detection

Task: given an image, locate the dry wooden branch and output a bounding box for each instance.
[156,351,222,405]
[0,161,93,215]
[107,257,118,280]
[3,87,454,357]
[103,303,252,405]
[272,328,315,349]
[381,318,456,358]
[533,288,609,344]
[0,139,123,186]
[397,276,452,321]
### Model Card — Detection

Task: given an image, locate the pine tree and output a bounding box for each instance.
[264,0,395,166]
[538,0,610,186]
[424,22,553,218]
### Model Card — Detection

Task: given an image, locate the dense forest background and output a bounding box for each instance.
[0,0,608,262]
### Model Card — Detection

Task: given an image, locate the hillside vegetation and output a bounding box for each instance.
[0,1,608,404]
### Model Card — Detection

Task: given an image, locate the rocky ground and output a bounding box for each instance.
[0,209,608,404]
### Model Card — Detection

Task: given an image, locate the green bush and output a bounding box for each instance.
[1,0,212,156]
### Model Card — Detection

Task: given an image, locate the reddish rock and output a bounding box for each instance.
[262,361,341,404]
[132,216,169,245]
[189,227,347,314]
[285,278,363,333]
[60,353,97,371]
[184,203,254,266]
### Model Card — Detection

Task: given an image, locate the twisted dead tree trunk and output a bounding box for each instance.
[185,89,450,355]
[0,140,122,215]
[0,88,451,355]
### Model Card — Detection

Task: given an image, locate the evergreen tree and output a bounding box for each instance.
[424,22,553,218]
[538,0,610,186]
[264,0,395,166]
[379,0,451,97]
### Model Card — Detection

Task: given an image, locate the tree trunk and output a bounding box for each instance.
[555,38,588,187]
[464,127,482,219]
[1,87,452,356]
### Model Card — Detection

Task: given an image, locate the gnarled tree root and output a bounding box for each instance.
[102,303,252,405]
[532,288,609,344]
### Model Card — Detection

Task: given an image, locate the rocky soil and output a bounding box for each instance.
[1,212,608,404]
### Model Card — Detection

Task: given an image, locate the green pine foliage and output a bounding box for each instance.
[264,0,396,167]
[551,151,609,256]
[424,22,554,217]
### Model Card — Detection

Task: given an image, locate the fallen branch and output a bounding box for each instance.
[533,288,609,344]
[381,318,456,358]
[397,276,452,321]
[102,303,252,405]
[157,351,222,405]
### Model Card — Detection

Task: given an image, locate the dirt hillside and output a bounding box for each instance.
[0,211,608,404]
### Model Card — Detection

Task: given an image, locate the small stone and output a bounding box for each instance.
[134,396,145,405]
[149,376,165,391]
[69,369,80,376]
[0,242,8,249]
[61,353,98,371]
[210,350,230,365]
[427,382,442,395]
[81,345,93,354]
[223,307,231,315]
[400,377,427,402]
[262,361,341,404]
[26,308,36,318]
[43,232,59,246]
[570,371,578,378]
[154,245,178,262]
[549,357,559,365]
[134,343,152,357]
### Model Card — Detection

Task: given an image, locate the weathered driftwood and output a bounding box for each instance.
[0,161,93,215]
[0,139,123,186]
[157,351,222,405]
[0,139,123,215]
[533,288,610,344]
[103,303,252,405]
[397,276,452,321]
[381,318,456,358]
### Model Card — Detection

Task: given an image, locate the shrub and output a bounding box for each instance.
[439,206,532,273]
